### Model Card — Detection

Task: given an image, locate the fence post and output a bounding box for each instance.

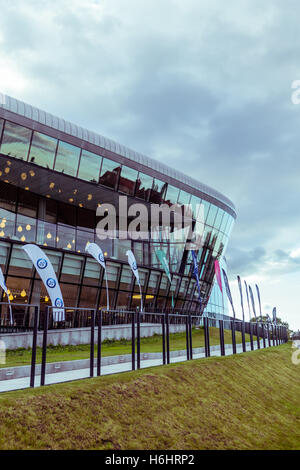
[186,316,190,360]
[166,312,170,364]
[241,321,246,352]
[261,322,266,348]
[189,315,193,360]
[219,320,225,356]
[231,320,236,354]
[161,314,166,365]
[97,309,102,376]
[267,323,271,347]
[40,306,49,387]
[131,311,135,371]
[30,306,39,388]
[90,309,95,378]
[249,322,254,350]
[137,310,141,370]
[256,323,260,349]
[204,317,210,357]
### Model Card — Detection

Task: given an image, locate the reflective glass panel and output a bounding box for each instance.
[0,241,9,270]
[15,214,36,243]
[83,258,101,286]
[0,119,3,136]
[76,229,94,253]
[205,204,217,227]
[119,265,133,291]
[17,189,38,218]
[8,245,34,277]
[0,181,17,212]
[135,173,153,200]
[57,225,76,251]
[36,220,56,247]
[78,149,102,183]
[55,141,81,176]
[165,185,179,206]
[99,158,121,189]
[29,131,57,168]
[0,209,15,240]
[214,208,224,231]
[219,211,229,233]
[150,178,167,203]
[0,121,32,160]
[118,165,138,195]
[178,190,191,206]
[60,254,84,283]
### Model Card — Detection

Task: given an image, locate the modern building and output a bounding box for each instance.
[0,93,236,325]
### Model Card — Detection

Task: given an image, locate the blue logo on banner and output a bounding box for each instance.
[55,298,64,308]
[46,278,56,289]
[37,258,48,270]
[98,253,105,263]
[132,262,138,271]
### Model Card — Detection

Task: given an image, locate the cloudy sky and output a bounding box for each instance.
[0,0,299,329]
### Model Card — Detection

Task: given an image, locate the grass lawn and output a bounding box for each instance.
[1,326,251,368]
[0,343,298,450]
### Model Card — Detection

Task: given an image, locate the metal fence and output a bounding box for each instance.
[0,303,289,390]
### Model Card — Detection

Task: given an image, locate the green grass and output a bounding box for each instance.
[1,326,250,368]
[0,343,298,450]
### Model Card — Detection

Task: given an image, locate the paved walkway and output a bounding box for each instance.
[0,339,270,394]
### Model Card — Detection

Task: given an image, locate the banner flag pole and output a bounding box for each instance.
[86,243,109,311]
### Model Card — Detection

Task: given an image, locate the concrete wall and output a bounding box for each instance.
[0,323,186,350]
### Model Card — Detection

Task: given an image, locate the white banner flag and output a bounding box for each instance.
[126,250,143,312]
[0,266,12,325]
[85,243,109,310]
[22,244,65,322]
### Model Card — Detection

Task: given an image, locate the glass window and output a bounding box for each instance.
[106,262,120,289]
[44,199,57,224]
[57,202,76,226]
[0,121,32,161]
[44,250,62,275]
[15,214,36,243]
[165,185,179,206]
[219,211,229,233]
[83,258,101,286]
[36,220,56,248]
[135,173,153,200]
[57,225,76,251]
[99,158,121,189]
[29,131,57,168]
[60,254,84,283]
[178,190,191,206]
[0,209,15,240]
[147,271,160,294]
[54,141,81,177]
[77,207,95,231]
[0,181,17,212]
[118,165,138,195]
[79,286,98,308]
[113,239,131,262]
[8,245,34,277]
[0,119,3,137]
[0,241,9,270]
[78,149,102,183]
[205,204,217,227]
[76,230,94,253]
[17,189,38,218]
[150,178,167,203]
[213,208,224,231]
[190,195,202,219]
[119,265,133,291]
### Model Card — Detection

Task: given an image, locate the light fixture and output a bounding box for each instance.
[9,294,13,301]
[104,252,108,257]
[25,187,30,191]
[7,290,10,295]
[17,226,23,232]
[43,243,48,246]
[0,171,2,176]
[132,295,142,300]
[4,167,10,174]
[56,236,60,242]
[72,239,75,244]
[67,243,72,249]
[79,203,83,208]
[29,170,35,177]
[21,235,26,242]
[146,295,154,300]
[21,172,27,180]
[88,194,92,201]
[73,189,78,195]
[0,222,5,229]
[26,224,31,231]
[6,161,11,166]
[49,182,55,189]
[0,231,4,237]
[69,198,74,203]
[47,232,52,239]
[45,296,49,302]
[21,289,26,298]
[46,195,51,198]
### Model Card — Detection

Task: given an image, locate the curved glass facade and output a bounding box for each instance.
[0,98,236,318]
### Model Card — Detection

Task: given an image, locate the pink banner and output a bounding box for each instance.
[214,259,223,293]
